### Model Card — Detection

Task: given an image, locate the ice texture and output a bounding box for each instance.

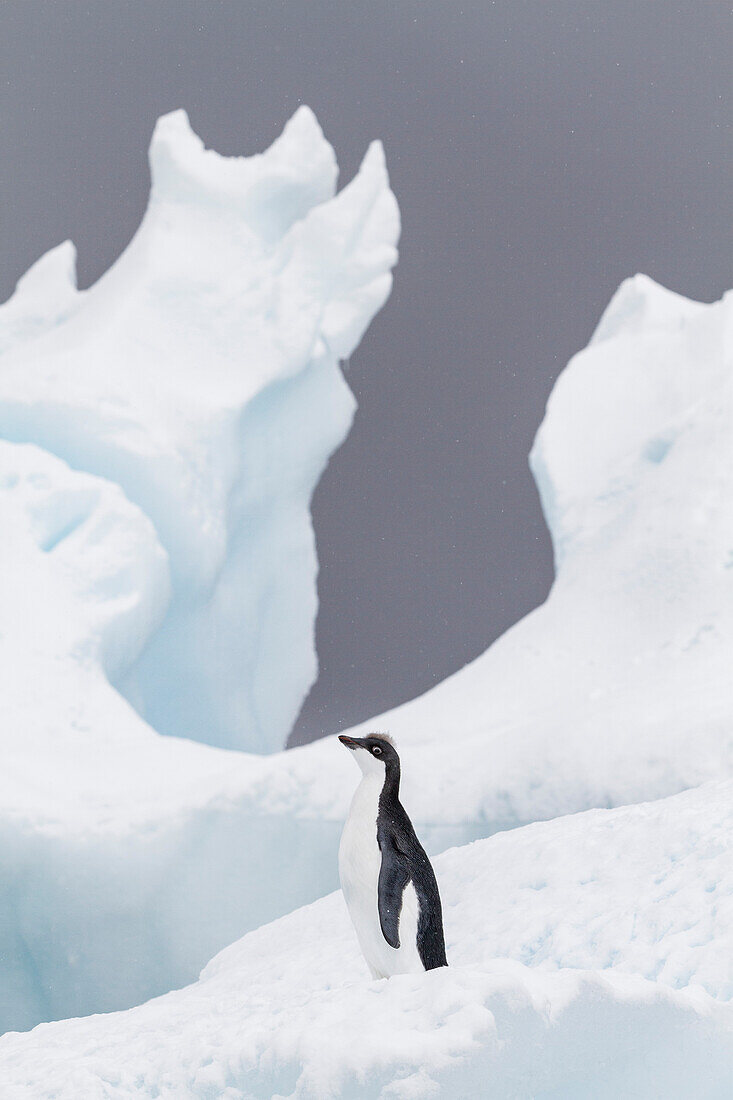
[0,108,400,1032]
[1,781,731,1098]
[0,106,399,754]
[1,127,730,1040]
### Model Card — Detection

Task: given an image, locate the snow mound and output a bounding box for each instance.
[0,106,399,753]
[439,779,733,1002]
[2,782,731,1098]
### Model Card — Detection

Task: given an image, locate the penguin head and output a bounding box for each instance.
[338,733,398,776]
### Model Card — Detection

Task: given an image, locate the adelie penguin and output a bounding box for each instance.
[338,732,448,978]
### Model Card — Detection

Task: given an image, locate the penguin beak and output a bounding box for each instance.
[338,735,360,750]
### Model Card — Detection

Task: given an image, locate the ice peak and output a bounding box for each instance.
[150,106,200,145]
[531,275,727,574]
[13,239,78,299]
[147,105,337,234]
[0,241,80,355]
[361,138,388,177]
[274,104,333,169]
[591,272,705,345]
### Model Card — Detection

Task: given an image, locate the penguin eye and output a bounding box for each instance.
[372,746,382,756]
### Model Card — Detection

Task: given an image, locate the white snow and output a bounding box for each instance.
[1,781,731,1098]
[0,105,399,754]
[1,100,731,1067]
[0,266,730,1035]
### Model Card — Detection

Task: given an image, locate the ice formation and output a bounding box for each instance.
[0,106,399,754]
[1,781,731,1097]
[337,275,733,830]
[0,108,400,1032]
[0,260,731,1035]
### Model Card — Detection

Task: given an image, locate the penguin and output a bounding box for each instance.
[338,732,447,979]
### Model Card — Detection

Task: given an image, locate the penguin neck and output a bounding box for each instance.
[377,759,400,806]
[354,758,401,807]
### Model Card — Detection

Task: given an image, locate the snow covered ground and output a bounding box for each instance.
[1,103,731,1093]
[1,781,731,1097]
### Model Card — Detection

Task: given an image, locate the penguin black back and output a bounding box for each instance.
[339,733,448,970]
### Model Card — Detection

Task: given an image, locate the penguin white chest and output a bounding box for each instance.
[338,774,422,979]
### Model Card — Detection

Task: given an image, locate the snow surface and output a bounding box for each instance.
[0,105,399,754]
[1,781,731,1098]
[0,263,730,1034]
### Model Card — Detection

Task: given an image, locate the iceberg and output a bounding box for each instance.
[1,104,731,1039]
[0,106,399,754]
[0,109,399,1032]
[1,781,730,1097]
[0,265,730,1035]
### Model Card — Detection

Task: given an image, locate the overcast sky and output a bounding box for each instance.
[1,1,730,745]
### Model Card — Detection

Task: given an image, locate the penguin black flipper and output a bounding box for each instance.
[377,834,411,949]
[377,807,448,969]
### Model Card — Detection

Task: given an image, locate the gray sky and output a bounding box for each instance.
[1,1,730,746]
